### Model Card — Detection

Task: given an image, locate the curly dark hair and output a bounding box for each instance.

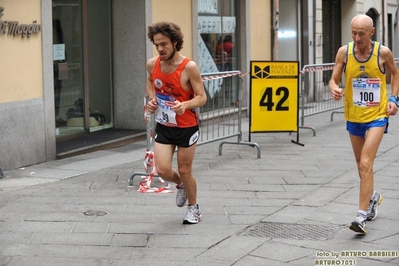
[147,22,184,51]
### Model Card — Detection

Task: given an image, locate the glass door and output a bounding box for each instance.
[53,0,113,139]
[277,0,299,60]
[86,0,113,133]
[53,0,85,137]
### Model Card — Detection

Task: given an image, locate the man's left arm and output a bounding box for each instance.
[185,61,207,109]
[382,46,399,115]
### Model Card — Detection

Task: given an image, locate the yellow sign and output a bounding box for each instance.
[250,61,299,132]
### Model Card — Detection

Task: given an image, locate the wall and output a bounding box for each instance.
[341,0,358,45]
[315,0,322,64]
[151,0,193,59]
[239,0,251,109]
[112,0,149,130]
[113,0,193,130]
[249,0,271,60]
[386,0,399,57]
[0,0,54,171]
[0,0,43,103]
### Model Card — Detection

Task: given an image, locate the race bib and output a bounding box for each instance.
[155,94,177,126]
[352,78,381,107]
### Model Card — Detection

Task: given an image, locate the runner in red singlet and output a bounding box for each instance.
[146,22,207,224]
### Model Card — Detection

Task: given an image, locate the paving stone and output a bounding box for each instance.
[1,112,399,265]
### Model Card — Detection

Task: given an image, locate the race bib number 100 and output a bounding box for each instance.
[352,78,381,107]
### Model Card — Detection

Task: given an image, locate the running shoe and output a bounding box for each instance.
[367,192,382,221]
[176,183,187,207]
[349,213,367,234]
[183,204,202,224]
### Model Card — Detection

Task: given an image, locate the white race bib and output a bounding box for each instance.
[155,97,177,126]
[352,78,381,107]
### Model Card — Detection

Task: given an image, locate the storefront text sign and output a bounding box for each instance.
[0,7,41,38]
[198,0,218,14]
[198,16,236,34]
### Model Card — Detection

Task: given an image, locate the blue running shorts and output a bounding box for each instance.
[346,118,388,137]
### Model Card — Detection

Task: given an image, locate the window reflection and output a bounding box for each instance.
[198,0,238,112]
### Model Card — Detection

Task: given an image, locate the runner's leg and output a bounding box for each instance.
[177,143,197,206]
[154,142,181,184]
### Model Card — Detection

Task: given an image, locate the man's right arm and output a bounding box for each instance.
[146,58,157,114]
[329,46,346,101]
[146,58,156,99]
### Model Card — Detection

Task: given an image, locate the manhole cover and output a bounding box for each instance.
[83,210,107,216]
[239,222,340,240]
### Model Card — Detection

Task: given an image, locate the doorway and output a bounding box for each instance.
[277,0,299,60]
[52,0,113,140]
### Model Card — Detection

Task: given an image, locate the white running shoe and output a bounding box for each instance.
[349,213,367,234]
[367,192,382,221]
[183,204,201,224]
[176,183,187,207]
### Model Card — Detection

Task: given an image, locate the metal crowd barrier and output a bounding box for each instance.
[299,63,343,136]
[128,71,260,187]
[198,71,260,157]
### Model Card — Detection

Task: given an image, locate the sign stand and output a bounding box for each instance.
[249,61,303,146]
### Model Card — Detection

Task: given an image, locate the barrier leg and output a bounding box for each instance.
[299,126,316,136]
[218,141,261,158]
[291,132,305,146]
[128,172,147,187]
[128,172,163,187]
[331,111,344,121]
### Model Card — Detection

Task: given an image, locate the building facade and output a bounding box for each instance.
[1,0,398,171]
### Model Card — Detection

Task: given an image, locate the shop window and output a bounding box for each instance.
[198,0,238,112]
[198,0,237,73]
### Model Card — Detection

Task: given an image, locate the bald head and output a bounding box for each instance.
[351,14,374,29]
[350,14,375,47]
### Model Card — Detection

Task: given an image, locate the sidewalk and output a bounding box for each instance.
[1,111,399,266]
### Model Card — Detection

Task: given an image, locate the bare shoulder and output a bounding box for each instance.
[337,45,348,53]
[146,56,158,72]
[378,44,397,73]
[184,60,201,75]
[185,60,199,70]
[379,44,394,59]
[335,45,347,62]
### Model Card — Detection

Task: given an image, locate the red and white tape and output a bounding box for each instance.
[300,65,335,74]
[301,60,399,74]
[201,71,242,81]
[137,150,173,193]
[138,93,172,193]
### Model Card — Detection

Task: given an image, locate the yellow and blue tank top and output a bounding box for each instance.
[344,41,388,123]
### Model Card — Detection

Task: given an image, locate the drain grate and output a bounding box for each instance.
[239,222,340,240]
[83,210,107,216]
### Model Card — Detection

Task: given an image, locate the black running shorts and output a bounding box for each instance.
[154,123,199,147]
